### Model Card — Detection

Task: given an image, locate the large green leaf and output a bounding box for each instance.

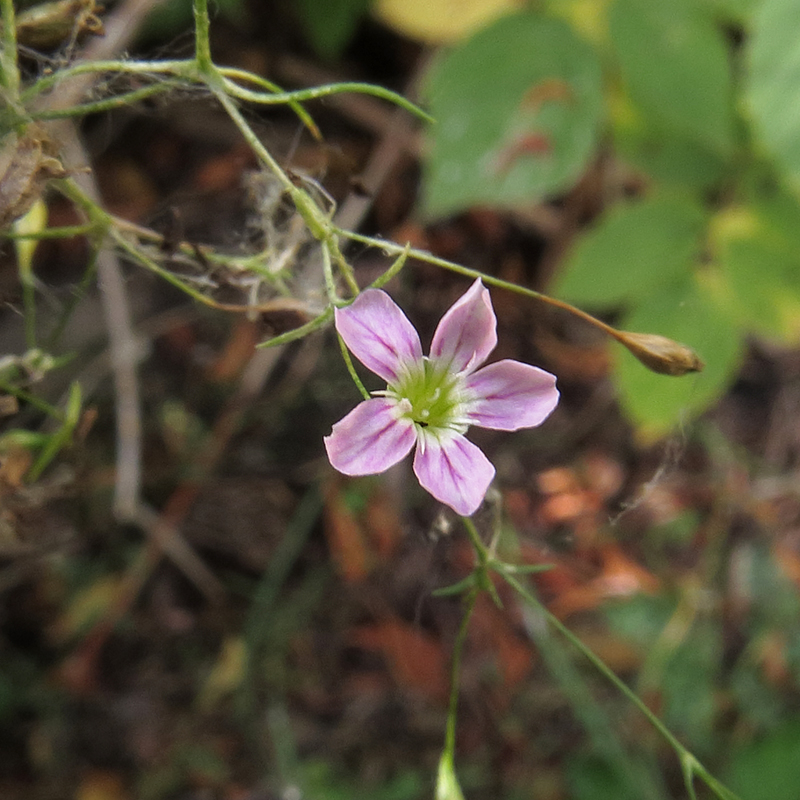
[724,721,800,800]
[553,195,706,307]
[422,12,603,216]
[616,274,742,437]
[702,0,764,23]
[715,181,800,341]
[613,115,729,192]
[609,0,735,154]
[747,0,800,192]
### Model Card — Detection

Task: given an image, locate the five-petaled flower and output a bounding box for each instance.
[324,279,559,516]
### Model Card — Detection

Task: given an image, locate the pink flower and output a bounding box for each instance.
[324,279,559,516]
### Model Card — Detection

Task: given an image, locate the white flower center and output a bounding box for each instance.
[386,357,470,434]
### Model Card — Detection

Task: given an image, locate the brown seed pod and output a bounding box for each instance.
[0,126,66,230]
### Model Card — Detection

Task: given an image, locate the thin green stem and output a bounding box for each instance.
[220,75,434,124]
[443,588,478,762]
[110,229,226,307]
[461,516,502,606]
[218,68,320,138]
[330,244,359,296]
[192,0,213,73]
[1,223,98,240]
[257,307,333,348]
[31,82,173,120]
[27,381,81,482]
[335,229,615,332]
[521,590,666,799]
[20,59,194,102]
[501,572,743,800]
[370,245,409,289]
[337,333,370,401]
[333,229,703,375]
[53,177,113,230]
[0,0,20,99]
[21,273,36,349]
[211,87,293,191]
[0,379,63,419]
[256,244,411,350]
[321,243,339,304]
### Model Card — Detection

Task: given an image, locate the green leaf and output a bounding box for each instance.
[714,183,800,341]
[609,0,735,154]
[553,195,706,307]
[422,12,603,216]
[613,116,729,191]
[724,721,800,800]
[605,595,674,646]
[567,754,638,800]
[660,620,721,753]
[701,0,764,23]
[295,0,373,60]
[616,274,742,437]
[719,233,800,340]
[747,0,800,191]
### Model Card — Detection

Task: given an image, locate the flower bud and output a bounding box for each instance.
[614,330,704,376]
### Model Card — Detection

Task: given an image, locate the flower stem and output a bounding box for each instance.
[32,82,174,120]
[335,230,703,377]
[0,0,20,100]
[444,588,477,759]
[436,584,478,800]
[337,333,370,401]
[258,307,334,348]
[0,378,63,420]
[20,59,193,102]
[370,245,409,290]
[219,74,433,123]
[192,0,214,73]
[501,572,743,800]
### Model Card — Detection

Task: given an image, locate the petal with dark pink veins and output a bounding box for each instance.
[430,279,497,375]
[464,360,559,431]
[413,429,495,516]
[335,290,422,384]
[325,398,416,475]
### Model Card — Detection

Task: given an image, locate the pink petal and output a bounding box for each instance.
[325,398,416,475]
[413,430,495,516]
[463,360,559,431]
[430,279,497,374]
[335,290,422,384]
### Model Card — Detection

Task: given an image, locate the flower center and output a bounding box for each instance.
[388,357,467,433]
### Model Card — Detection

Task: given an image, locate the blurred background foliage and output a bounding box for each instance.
[5,0,800,798]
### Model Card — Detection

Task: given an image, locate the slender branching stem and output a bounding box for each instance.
[31,83,174,120]
[336,229,626,333]
[442,587,478,768]
[501,572,743,800]
[335,230,703,375]
[0,379,63,419]
[192,0,214,74]
[219,75,433,123]
[20,59,194,102]
[0,0,20,99]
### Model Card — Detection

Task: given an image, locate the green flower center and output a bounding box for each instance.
[387,357,467,433]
